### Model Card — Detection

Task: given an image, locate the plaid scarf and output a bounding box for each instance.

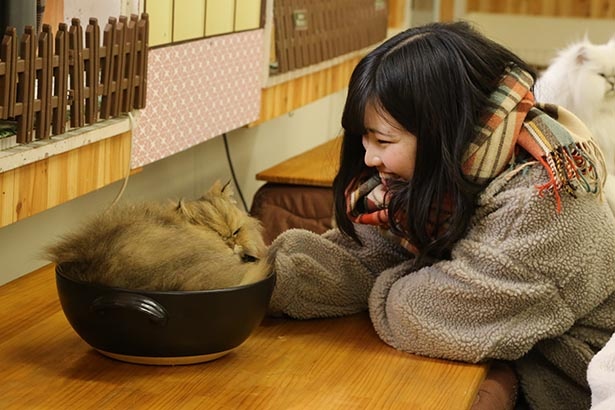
[346,65,605,254]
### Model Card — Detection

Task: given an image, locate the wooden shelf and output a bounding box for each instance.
[0,129,131,228]
[256,136,341,187]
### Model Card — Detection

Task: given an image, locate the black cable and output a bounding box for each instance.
[222,133,249,212]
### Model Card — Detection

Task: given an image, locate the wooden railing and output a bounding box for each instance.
[0,13,149,145]
[271,0,387,75]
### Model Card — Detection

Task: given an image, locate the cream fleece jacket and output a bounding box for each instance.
[268,163,615,410]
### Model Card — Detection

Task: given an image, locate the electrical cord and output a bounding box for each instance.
[108,111,135,209]
[222,132,249,212]
[107,122,248,213]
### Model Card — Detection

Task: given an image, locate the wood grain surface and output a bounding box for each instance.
[0,264,488,409]
[255,136,341,187]
[0,131,131,228]
[253,56,361,126]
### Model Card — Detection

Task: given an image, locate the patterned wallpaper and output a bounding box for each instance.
[131,29,264,168]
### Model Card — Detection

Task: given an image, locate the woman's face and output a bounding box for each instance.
[362,103,417,182]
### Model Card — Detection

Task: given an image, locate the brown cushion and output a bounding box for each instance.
[250,183,334,245]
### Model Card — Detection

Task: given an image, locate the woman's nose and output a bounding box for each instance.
[364,148,382,167]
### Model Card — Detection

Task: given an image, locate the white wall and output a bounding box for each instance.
[466,13,615,67]
[0,90,347,285]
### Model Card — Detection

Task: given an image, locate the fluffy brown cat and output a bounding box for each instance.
[46,181,270,291]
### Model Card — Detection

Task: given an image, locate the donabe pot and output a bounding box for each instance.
[56,264,275,365]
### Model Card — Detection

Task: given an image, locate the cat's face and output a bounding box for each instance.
[177,181,267,261]
[573,38,615,108]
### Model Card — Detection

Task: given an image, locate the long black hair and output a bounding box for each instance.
[333,21,537,261]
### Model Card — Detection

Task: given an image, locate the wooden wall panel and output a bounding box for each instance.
[42,0,64,30]
[0,169,15,224]
[0,131,131,228]
[440,0,455,21]
[388,0,408,28]
[253,55,361,125]
[466,0,615,18]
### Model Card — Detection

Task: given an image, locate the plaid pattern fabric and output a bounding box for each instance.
[464,66,603,210]
[346,65,605,253]
[346,174,388,225]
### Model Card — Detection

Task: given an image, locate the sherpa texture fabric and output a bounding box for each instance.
[268,164,615,410]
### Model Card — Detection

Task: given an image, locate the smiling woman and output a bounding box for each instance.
[266,21,615,410]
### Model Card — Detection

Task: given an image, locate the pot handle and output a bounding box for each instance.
[91,293,168,326]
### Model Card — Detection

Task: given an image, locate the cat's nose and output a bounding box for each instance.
[233,244,245,257]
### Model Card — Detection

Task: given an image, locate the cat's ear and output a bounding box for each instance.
[608,35,615,47]
[574,43,589,65]
[208,180,224,195]
[206,180,234,197]
[222,180,234,197]
[176,199,195,220]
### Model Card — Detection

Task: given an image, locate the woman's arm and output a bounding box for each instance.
[268,224,413,319]
[369,166,615,362]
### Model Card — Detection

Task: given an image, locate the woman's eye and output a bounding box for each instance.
[377,139,391,145]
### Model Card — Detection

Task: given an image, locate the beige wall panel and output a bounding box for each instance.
[205,0,235,36]
[146,0,174,46]
[235,0,261,31]
[174,0,206,41]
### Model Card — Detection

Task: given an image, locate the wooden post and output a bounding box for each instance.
[16,26,36,144]
[35,24,53,140]
[111,17,126,118]
[52,23,69,135]
[134,13,148,110]
[122,15,138,113]
[1,27,18,120]
[100,17,116,119]
[85,18,100,125]
[69,18,85,128]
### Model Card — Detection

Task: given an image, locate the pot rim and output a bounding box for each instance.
[55,263,275,296]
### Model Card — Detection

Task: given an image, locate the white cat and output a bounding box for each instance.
[534,36,615,213]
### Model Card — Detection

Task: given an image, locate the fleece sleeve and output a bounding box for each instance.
[268,224,412,319]
[369,167,615,363]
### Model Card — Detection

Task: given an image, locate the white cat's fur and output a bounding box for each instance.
[534,36,615,214]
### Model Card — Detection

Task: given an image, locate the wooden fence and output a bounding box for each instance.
[272,0,388,75]
[0,13,149,145]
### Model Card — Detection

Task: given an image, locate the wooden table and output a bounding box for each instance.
[0,264,488,409]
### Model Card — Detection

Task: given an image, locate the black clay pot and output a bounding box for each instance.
[55,264,275,365]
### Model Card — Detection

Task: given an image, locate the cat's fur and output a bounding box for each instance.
[534,36,615,212]
[46,181,270,291]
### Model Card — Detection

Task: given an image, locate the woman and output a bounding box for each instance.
[266,21,615,409]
